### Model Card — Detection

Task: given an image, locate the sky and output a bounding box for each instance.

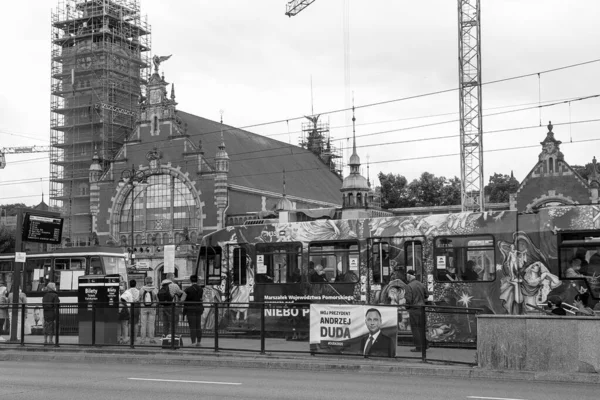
[1,0,600,207]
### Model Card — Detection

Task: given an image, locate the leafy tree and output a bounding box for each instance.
[407,172,461,207]
[0,225,15,253]
[484,173,519,203]
[571,163,593,181]
[377,172,414,208]
[0,203,26,216]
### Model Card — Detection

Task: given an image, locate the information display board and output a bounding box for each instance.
[21,212,63,244]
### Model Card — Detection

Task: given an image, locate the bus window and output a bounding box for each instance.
[200,246,222,286]
[405,241,423,279]
[434,235,495,282]
[255,243,302,284]
[232,247,247,285]
[0,260,13,289]
[558,231,600,298]
[103,256,127,284]
[90,257,102,275]
[308,241,359,284]
[54,257,87,291]
[24,258,51,292]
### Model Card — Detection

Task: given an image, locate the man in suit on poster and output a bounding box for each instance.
[360,308,393,357]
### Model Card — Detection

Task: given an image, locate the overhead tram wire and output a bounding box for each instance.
[5,60,598,160]
[4,117,600,191]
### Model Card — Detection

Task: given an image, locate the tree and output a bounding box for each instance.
[407,172,461,207]
[0,203,26,216]
[484,173,519,203]
[571,163,593,181]
[377,172,414,208]
[0,225,15,253]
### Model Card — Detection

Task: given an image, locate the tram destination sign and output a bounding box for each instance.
[21,212,64,244]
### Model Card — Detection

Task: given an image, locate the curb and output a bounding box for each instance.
[1,347,599,385]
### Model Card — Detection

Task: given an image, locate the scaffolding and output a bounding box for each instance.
[299,115,343,178]
[50,0,151,246]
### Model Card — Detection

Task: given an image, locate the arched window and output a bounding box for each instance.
[549,157,554,173]
[348,193,354,207]
[153,115,158,134]
[357,193,363,207]
[119,174,196,244]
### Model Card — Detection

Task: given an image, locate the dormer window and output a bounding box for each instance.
[549,157,554,173]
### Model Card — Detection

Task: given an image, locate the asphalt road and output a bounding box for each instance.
[0,361,597,400]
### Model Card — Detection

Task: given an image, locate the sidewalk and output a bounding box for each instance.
[1,337,599,385]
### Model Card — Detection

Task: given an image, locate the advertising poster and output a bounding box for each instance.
[309,304,397,357]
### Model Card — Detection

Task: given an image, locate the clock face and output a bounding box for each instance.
[149,90,161,104]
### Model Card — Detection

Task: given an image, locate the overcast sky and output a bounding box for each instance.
[1,0,600,206]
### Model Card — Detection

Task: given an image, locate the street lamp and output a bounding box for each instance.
[120,164,149,266]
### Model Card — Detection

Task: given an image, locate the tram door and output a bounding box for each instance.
[369,237,424,288]
[225,244,250,302]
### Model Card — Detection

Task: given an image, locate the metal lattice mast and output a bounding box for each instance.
[458,0,484,212]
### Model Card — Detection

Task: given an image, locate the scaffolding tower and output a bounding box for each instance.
[50,0,151,246]
[299,115,343,178]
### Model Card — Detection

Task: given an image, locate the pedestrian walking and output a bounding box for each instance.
[183,274,204,346]
[0,286,8,342]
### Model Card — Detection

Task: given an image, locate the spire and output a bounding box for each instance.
[348,95,361,169]
[170,83,176,100]
[219,110,226,150]
[367,155,371,188]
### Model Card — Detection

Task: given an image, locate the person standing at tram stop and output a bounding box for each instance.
[120,279,140,343]
[405,270,430,352]
[0,286,8,342]
[7,288,27,339]
[139,276,159,344]
[42,283,60,345]
[183,274,204,347]
[159,273,185,336]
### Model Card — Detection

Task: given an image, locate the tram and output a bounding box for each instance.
[196,205,600,344]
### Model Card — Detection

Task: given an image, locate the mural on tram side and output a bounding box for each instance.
[199,205,600,343]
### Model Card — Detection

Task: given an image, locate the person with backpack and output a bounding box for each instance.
[119,279,140,344]
[138,276,159,344]
[183,274,204,347]
[159,273,185,337]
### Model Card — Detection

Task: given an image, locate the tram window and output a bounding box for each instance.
[558,232,600,298]
[54,257,87,291]
[255,243,302,284]
[232,247,247,285]
[308,241,359,284]
[200,246,222,286]
[434,235,495,282]
[369,238,424,284]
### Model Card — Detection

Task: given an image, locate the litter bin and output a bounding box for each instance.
[78,275,120,345]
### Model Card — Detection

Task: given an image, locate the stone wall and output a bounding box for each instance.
[477,315,600,373]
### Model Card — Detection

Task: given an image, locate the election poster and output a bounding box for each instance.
[309,304,397,357]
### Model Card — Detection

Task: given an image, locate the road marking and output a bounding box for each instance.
[467,397,528,400]
[128,378,241,385]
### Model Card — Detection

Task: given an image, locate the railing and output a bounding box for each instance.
[0,302,482,365]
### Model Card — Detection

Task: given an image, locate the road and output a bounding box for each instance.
[0,361,597,400]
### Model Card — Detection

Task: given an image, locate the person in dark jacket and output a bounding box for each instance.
[405,270,429,352]
[183,275,204,346]
[42,282,60,345]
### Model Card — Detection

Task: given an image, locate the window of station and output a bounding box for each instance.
[557,231,600,298]
[368,238,424,284]
[308,241,359,284]
[255,243,302,284]
[200,246,222,286]
[434,235,495,282]
[231,246,248,286]
[24,258,51,292]
[54,257,87,291]
[0,260,13,292]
